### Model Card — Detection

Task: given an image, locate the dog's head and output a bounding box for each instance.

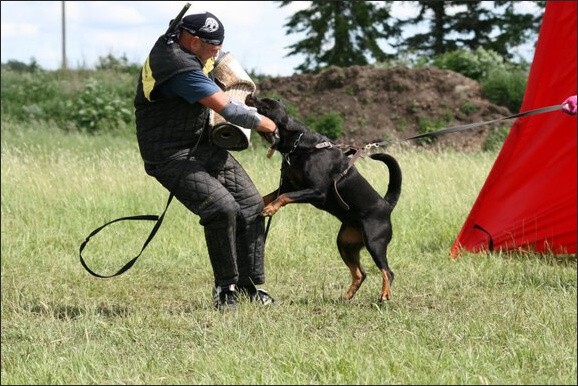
[245,94,290,131]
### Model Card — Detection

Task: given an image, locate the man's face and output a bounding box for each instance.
[195,37,222,62]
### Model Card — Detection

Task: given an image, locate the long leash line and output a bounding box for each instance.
[362,104,563,151]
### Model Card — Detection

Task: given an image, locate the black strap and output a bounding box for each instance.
[333,146,364,210]
[402,104,562,142]
[366,104,563,149]
[79,193,174,278]
[79,113,210,278]
[473,223,494,252]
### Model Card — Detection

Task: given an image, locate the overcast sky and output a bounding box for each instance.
[1,1,540,77]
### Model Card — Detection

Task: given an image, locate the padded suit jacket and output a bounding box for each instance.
[134,36,212,164]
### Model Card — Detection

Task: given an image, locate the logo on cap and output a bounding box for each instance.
[200,17,220,33]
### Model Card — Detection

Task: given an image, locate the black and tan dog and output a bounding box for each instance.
[246,95,402,303]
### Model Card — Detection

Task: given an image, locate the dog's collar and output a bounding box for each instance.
[279,132,304,166]
[281,135,340,165]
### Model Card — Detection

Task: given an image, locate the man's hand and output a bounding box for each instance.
[258,127,280,145]
[257,128,280,158]
[561,95,577,115]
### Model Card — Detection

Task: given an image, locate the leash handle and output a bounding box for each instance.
[79,194,174,278]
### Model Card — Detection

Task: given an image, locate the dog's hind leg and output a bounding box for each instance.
[362,218,395,302]
[378,268,394,302]
[337,224,366,301]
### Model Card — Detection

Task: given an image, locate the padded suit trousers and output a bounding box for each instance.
[144,145,266,287]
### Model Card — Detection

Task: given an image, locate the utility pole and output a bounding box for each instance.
[61,1,67,70]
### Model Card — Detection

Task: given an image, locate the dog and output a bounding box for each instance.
[246,94,402,303]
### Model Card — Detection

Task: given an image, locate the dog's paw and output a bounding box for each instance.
[261,207,275,217]
[261,204,280,217]
[378,293,391,302]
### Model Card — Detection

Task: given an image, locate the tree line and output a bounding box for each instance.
[278,0,544,73]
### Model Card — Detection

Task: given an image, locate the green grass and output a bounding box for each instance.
[2,123,576,385]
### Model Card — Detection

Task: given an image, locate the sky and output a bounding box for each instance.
[1,1,541,77]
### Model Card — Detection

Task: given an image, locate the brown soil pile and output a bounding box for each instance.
[255,66,512,152]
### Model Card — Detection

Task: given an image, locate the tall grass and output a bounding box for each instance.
[1,123,576,385]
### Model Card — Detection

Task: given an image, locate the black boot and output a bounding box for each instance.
[237,284,276,305]
[212,284,238,310]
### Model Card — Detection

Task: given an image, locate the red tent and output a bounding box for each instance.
[451,1,577,258]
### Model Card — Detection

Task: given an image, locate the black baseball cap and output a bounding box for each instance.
[180,12,225,45]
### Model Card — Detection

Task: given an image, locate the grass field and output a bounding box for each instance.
[1,122,576,385]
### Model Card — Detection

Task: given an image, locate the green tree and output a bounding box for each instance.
[485,1,545,58]
[2,58,42,73]
[95,53,141,73]
[394,1,544,59]
[278,1,399,73]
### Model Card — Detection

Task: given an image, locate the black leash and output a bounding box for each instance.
[79,196,174,278]
[363,104,563,150]
[80,128,204,279]
[263,174,282,242]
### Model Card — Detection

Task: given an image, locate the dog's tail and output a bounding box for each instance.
[369,153,402,208]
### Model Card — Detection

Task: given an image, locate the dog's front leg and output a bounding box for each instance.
[262,190,279,206]
[262,194,294,217]
[262,188,327,217]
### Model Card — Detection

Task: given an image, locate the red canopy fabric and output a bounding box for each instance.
[451,1,577,257]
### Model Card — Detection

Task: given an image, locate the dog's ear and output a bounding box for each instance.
[275,100,295,131]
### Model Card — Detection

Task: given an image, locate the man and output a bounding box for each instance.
[134,11,278,310]
[561,95,577,115]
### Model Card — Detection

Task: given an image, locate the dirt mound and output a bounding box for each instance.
[255,66,512,152]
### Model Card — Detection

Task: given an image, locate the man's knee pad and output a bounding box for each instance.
[199,194,240,229]
[236,189,265,224]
